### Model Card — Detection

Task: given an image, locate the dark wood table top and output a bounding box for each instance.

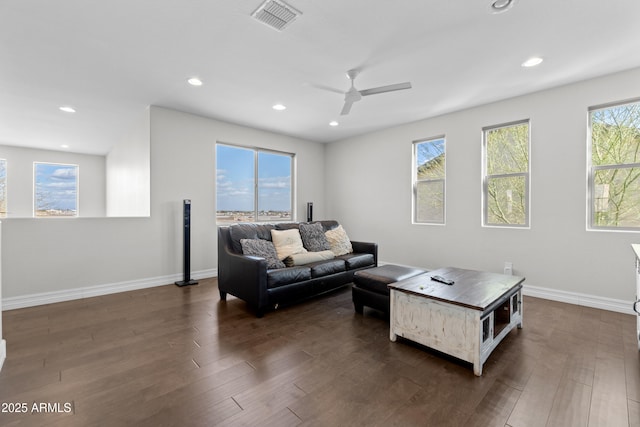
[388,267,525,311]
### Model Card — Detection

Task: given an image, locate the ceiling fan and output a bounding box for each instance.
[339,69,412,116]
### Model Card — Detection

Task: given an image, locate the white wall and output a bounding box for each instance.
[0,106,325,301]
[326,67,640,304]
[106,108,151,217]
[4,68,639,311]
[0,221,5,371]
[0,145,106,217]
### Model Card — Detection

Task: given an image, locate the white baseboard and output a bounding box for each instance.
[523,284,634,315]
[1,269,218,311]
[378,261,635,315]
[0,339,6,372]
[2,266,635,316]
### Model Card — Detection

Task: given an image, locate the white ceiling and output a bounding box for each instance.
[1,0,640,155]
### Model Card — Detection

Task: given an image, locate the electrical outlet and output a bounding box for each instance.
[504,262,513,275]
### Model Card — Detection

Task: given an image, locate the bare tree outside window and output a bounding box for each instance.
[483,121,530,227]
[590,100,640,229]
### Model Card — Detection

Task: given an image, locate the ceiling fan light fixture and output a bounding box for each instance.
[346,69,359,80]
[489,0,517,14]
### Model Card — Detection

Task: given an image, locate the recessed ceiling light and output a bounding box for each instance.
[61,144,70,149]
[522,57,544,67]
[59,106,76,113]
[187,77,203,86]
[329,121,339,127]
[272,104,286,111]
[489,0,516,13]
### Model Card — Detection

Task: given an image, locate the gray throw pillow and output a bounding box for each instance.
[240,238,286,269]
[299,222,331,252]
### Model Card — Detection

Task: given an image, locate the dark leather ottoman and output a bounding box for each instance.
[352,264,427,314]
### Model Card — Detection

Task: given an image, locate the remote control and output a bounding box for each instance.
[431,275,454,285]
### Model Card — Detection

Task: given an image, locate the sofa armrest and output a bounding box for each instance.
[217,228,269,313]
[351,241,378,266]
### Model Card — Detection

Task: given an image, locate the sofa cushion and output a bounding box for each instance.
[240,238,285,269]
[325,225,353,256]
[229,223,275,253]
[309,259,346,278]
[271,228,308,260]
[353,265,427,295]
[299,222,331,252]
[274,222,300,231]
[338,253,375,270]
[284,250,335,267]
[267,266,312,289]
[318,220,340,231]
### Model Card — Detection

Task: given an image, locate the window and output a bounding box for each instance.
[413,137,445,224]
[482,120,530,227]
[216,143,294,224]
[0,159,6,217]
[589,99,640,230]
[34,162,78,217]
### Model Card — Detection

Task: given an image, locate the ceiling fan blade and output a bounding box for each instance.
[307,83,344,95]
[360,82,412,96]
[340,101,353,115]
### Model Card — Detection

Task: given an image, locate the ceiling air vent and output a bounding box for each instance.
[251,0,302,31]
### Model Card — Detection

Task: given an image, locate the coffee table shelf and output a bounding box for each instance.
[389,267,524,376]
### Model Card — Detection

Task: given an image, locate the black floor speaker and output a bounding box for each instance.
[307,202,313,222]
[175,199,198,287]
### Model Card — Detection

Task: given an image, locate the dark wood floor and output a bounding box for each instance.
[0,278,638,426]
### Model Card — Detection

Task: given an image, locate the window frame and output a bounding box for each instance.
[216,142,295,224]
[412,135,446,225]
[482,119,531,228]
[33,162,79,218]
[587,98,640,232]
[0,158,6,218]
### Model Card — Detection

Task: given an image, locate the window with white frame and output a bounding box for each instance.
[34,162,78,217]
[0,159,6,217]
[482,120,530,227]
[216,143,294,224]
[413,136,445,224]
[589,99,640,230]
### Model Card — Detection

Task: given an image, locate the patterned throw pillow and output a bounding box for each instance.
[240,239,286,269]
[299,222,331,252]
[325,225,353,256]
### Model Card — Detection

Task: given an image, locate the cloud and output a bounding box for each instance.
[258,176,290,189]
[43,181,76,189]
[51,167,77,180]
[34,165,78,210]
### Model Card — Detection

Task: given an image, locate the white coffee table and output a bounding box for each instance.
[389,267,524,376]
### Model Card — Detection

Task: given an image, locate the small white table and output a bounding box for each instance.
[389,267,524,376]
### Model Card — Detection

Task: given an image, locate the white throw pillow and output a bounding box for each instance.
[325,225,353,256]
[270,228,308,260]
[284,250,335,267]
